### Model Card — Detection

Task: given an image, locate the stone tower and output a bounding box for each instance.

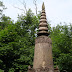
[33,2,54,72]
[28,2,56,72]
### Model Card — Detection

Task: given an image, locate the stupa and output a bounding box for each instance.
[28,2,59,72]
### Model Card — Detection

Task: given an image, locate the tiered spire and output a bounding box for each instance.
[37,2,49,36]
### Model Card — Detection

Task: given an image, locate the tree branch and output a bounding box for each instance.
[33,0,37,15]
[13,5,25,14]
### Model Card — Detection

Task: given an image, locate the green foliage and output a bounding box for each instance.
[51,24,72,72]
[0,9,39,72]
[0,1,7,21]
[0,15,13,30]
[57,53,72,72]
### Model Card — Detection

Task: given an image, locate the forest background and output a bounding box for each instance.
[0,1,72,72]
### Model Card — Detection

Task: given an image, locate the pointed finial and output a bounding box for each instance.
[37,2,49,36]
[42,2,45,10]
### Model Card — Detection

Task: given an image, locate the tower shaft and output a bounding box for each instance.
[33,2,54,72]
[33,36,54,72]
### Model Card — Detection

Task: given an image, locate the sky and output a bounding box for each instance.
[1,0,72,27]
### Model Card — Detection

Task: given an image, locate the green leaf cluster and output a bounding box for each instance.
[0,9,39,72]
[51,24,72,72]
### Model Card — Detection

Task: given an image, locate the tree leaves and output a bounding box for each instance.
[51,24,72,72]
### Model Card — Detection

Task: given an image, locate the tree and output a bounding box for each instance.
[51,24,72,72]
[0,9,39,72]
[0,1,7,21]
[0,15,13,30]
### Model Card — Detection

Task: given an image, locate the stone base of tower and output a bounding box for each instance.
[28,36,60,72]
[28,67,60,72]
[28,67,53,72]
[28,68,35,72]
[33,36,54,71]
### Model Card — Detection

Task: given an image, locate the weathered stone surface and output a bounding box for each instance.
[40,16,46,19]
[39,23,48,27]
[35,36,52,44]
[54,66,60,72]
[33,36,54,71]
[28,69,35,72]
[28,67,54,72]
[37,2,49,36]
[39,27,48,30]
